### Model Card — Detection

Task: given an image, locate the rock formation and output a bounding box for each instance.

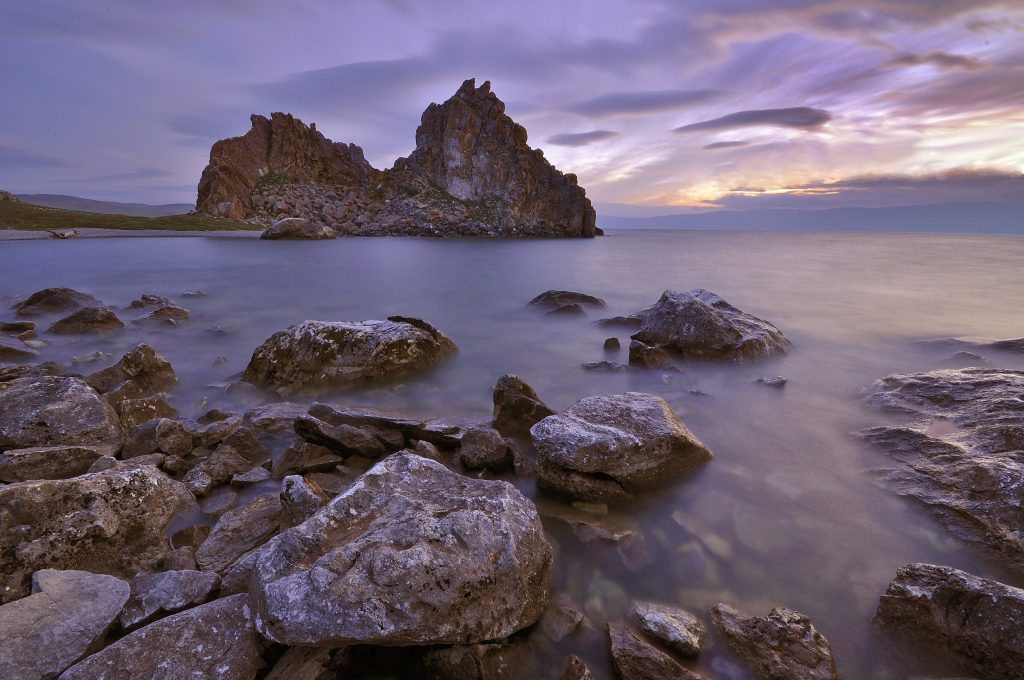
[196,79,596,238]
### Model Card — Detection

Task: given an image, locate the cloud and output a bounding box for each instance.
[886,50,987,71]
[0,143,71,168]
[546,130,619,147]
[91,166,173,182]
[702,140,750,150]
[566,89,724,117]
[674,107,831,132]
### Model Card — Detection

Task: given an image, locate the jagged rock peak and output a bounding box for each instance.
[194,79,596,238]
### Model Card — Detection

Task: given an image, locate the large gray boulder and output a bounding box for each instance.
[531,392,712,500]
[241,317,457,396]
[59,594,262,680]
[249,452,552,646]
[0,466,195,602]
[861,368,1024,570]
[0,375,122,455]
[0,569,129,680]
[260,217,337,240]
[631,289,790,361]
[709,604,838,680]
[876,563,1024,680]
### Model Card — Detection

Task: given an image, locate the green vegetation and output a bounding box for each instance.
[254,170,286,191]
[0,201,254,232]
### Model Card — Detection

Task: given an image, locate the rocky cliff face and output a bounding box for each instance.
[195,79,596,237]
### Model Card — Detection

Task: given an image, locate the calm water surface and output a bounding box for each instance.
[3,229,1024,678]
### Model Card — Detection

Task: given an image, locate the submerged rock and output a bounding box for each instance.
[13,288,101,317]
[261,217,337,240]
[530,290,607,310]
[628,339,677,370]
[546,303,586,316]
[0,375,122,454]
[491,374,554,438]
[861,368,1024,570]
[632,289,790,361]
[631,600,706,657]
[59,594,263,680]
[0,569,129,680]
[582,360,628,372]
[709,604,838,680]
[242,317,457,395]
[876,563,1024,680]
[0,337,38,362]
[0,466,195,602]
[48,306,124,334]
[531,392,712,501]
[249,452,552,646]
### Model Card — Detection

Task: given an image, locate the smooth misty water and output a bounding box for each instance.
[2,229,1024,678]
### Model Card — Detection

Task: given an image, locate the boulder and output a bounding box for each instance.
[607,622,704,680]
[632,289,790,361]
[876,563,1024,680]
[459,425,512,471]
[122,418,192,458]
[248,452,552,646]
[0,375,122,454]
[242,317,457,396]
[861,368,1024,570]
[596,315,642,329]
[113,393,178,429]
[0,569,129,680]
[0,466,194,602]
[119,569,220,631]
[0,337,37,362]
[141,305,189,323]
[13,288,101,317]
[86,343,178,401]
[0,445,103,482]
[491,374,554,438]
[261,217,337,240]
[631,600,706,657]
[582,360,627,372]
[531,392,711,500]
[58,594,262,680]
[709,604,838,680]
[294,414,387,458]
[48,306,124,334]
[628,339,677,370]
[546,303,586,316]
[529,290,607,309]
[307,402,462,449]
[127,294,172,309]
[195,493,282,573]
[184,427,272,495]
[604,337,621,351]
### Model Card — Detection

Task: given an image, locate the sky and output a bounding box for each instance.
[1,0,1022,215]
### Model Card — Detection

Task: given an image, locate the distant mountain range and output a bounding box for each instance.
[16,194,194,217]
[598,201,1023,234]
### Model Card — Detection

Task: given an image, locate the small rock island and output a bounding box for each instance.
[196,79,597,238]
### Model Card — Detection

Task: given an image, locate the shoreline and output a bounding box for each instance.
[0,228,264,241]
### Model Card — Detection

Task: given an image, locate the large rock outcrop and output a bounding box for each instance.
[860,368,1024,570]
[632,289,790,361]
[242,317,457,396]
[248,452,552,646]
[196,79,596,238]
[876,563,1024,680]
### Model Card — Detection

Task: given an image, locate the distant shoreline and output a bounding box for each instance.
[0,227,263,241]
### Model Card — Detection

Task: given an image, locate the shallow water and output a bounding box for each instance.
[3,229,1024,678]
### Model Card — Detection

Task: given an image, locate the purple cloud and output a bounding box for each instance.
[674,107,831,132]
[702,140,750,150]
[566,89,724,117]
[547,130,619,147]
[886,50,987,71]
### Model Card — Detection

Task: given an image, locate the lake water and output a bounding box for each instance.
[3,229,1024,678]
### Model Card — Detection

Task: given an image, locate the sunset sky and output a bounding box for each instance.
[1,0,1022,215]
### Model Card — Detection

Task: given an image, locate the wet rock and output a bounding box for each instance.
[459,425,512,471]
[0,445,103,482]
[628,339,677,370]
[242,317,457,396]
[141,304,189,323]
[631,601,706,656]
[539,593,586,642]
[307,402,462,449]
[272,441,342,478]
[0,466,194,602]
[876,563,1024,680]
[127,294,172,309]
[531,392,711,500]
[542,506,654,571]
[199,485,238,516]
[112,393,178,429]
[604,337,621,351]
[632,289,790,361]
[13,288,101,317]
[583,360,628,372]
[492,374,554,438]
[529,290,607,310]
[417,639,534,680]
[231,465,271,486]
[861,368,1024,569]
[195,493,281,572]
[0,375,122,454]
[59,594,262,680]
[413,438,445,462]
[0,321,35,333]
[265,646,348,680]
[280,474,329,528]
[119,570,218,631]
[261,217,337,239]
[0,337,37,362]
[122,417,192,458]
[86,343,178,403]
[184,428,272,494]
[0,569,129,680]
[547,303,586,316]
[561,655,594,680]
[756,376,788,388]
[248,452,552,646]
[294,414,387,458]
[597,315,643,329]
[709,604,838,680]
[48,306,124,334]
[608,622,704,680]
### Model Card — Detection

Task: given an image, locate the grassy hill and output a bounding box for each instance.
[16,194,194,217]
[0,200,253,232]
